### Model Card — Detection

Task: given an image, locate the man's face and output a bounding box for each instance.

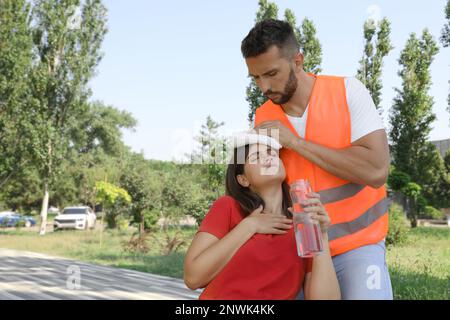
[245,45,298,105]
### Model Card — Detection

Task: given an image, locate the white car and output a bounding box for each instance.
[53,206,96,231]
[47,206,60,215]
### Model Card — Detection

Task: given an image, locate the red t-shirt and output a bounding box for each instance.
[197,195,312,300]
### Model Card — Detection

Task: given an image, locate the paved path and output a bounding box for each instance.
[0,248,202,300]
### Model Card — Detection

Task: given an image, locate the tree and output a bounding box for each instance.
[440,0,450,121]
[0,166,42,212]
[413,143,448,209]
[0,0,34,188]
[120,153,162,239]
[255,0,278,22]
[65,100,136,207]
[389,29,439,183]
[95,180,131,236]
[245,1,322,124]
[441,0,450,47]
[29,0,108,235]
[401,182,422,227]
[285,10,322,75]
[445,149,450,173]
[68,101,137,155]
[190,116,227,199]
[356,18,393,113]
[389,30,445,222]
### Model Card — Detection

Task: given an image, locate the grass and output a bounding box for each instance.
[386,227,450,300]
[0,225,448,299]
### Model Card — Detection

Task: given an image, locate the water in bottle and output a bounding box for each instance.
[289,179,324,257]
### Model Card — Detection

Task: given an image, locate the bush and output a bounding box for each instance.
[388,169,411,191]
[444,149,450,173]
[401,182,421,199]
[420,206,444,220]
[122,231,151,254]
[0,216,10,228]
[15,219,26,229]
[386,203,410,247]
[116,216,129,232]
[143,209,159,231]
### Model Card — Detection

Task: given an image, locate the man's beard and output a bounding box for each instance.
[266,68,298,105]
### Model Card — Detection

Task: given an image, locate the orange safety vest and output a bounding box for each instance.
[254,74,389,257]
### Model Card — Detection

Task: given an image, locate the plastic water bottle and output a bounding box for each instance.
[289,179,324,257]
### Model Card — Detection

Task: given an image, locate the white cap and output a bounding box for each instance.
[228,130,281,151]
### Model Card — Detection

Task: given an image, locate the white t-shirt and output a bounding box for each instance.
[285,77,385,143]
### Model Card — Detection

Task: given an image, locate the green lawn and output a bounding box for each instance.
[386,227,450,300]
[0,226,448,299]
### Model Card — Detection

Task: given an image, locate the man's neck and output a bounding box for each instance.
[282,71,316,118]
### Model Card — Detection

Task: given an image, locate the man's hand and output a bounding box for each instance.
[254,120,298,149]
[255,118,390,188]
[290,129,390,188]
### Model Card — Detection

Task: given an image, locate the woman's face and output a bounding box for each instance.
[237,143,286,189]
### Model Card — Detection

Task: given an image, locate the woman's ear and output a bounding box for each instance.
[236,174,250,188]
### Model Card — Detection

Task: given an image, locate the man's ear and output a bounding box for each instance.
[294,52,304,71]
[236,174,250,188]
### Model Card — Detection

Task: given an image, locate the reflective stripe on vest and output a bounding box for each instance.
[318,182,389,241]
[327,197,390,241]
[318,182,365,204]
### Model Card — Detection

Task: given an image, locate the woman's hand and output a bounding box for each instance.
[243,205,293,235]
[288,192,331,234]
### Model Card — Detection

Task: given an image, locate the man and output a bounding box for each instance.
[241,19,393,300]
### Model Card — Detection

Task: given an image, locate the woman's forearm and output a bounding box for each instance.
[184,219,255,289]
[305,233,341,300]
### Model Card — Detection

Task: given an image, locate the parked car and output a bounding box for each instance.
[0,211,15,217]
[47,206,60,215]
[0,212,36,228]
[53,206,96,231]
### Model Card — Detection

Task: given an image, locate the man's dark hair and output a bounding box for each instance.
[241,19,300,59]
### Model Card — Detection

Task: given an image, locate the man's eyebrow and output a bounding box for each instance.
[248,68,278,78]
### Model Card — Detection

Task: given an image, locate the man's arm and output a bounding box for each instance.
[289,128,390,188]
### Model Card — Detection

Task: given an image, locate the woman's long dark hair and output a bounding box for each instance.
[225,145,292,218]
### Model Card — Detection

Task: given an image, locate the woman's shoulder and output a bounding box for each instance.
[213,195,238,205]
[211,195,241,212]
[198,196,242,236]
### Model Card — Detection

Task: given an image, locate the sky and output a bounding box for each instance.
[89,0,450,161]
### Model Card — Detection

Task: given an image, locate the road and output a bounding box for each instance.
[0,248,201,300]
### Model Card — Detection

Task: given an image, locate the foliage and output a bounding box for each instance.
[420,206,444,220]
[386,203,410,247]
[356,18,393,112]
[95,181,131,228]
[387,168,411,192]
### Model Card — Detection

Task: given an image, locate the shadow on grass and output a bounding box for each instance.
[390,266,450,300]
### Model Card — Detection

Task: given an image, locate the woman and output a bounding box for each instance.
[184,132,340,300]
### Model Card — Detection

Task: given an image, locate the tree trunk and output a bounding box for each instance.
[139,212,145,238]
[39,181,49,235]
